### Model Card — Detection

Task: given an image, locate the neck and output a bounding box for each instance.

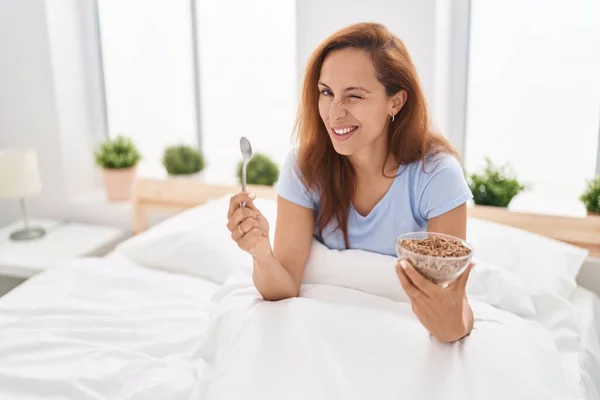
[348,129,397,179]
[349,149,388,178]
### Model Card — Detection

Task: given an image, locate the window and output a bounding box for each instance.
[195,0,296,184]
[96,0,296,184]
[97,0,198,177]
[465,0,600,216]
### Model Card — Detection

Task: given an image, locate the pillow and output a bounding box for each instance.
[299,238,537,319]
[115,195,277,284]
[301,238,408,302]
[466,217,589,300]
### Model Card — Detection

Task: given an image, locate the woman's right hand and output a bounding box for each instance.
[226,192,272,259]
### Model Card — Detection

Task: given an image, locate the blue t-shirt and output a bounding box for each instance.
[275,149,473,257]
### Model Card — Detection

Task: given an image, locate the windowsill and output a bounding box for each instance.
[70,188,133,210]
[506,196,588,219]
[469,202,589,219]
[72,182,590,217]
[67,176,592,239]
[67,188,133,232]
[69,183,188,231]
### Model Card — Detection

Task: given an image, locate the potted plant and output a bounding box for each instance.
[162,145,205,180]
[467,157,526,208]
[236,153,280,187]
[94,135,142,202]
[579,175,600,217]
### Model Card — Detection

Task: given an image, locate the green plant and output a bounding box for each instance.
[467,157,526,207]
[579,175,600,214]
[94,135,141,169]
[236,153,280,186]
[162,145,205,175]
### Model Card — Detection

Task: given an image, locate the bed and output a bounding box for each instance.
[571,286,600,399]
[0,178,599,400]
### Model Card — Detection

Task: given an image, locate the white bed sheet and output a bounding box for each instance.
[1,252,599,399]
[570,286,600,400]
[0,254,219,400]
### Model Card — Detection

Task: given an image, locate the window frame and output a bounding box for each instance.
[443,0,472,161]
[89,0,109,143]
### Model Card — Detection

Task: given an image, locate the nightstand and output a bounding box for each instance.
[0,218,125,279]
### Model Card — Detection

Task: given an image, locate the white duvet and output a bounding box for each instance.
[0,240,586,400]
[196,239,582,400]
[0,255,218,400]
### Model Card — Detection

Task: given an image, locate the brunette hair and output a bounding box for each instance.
[294,22,458,248]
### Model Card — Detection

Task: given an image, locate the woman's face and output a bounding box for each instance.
[318,48,405,158]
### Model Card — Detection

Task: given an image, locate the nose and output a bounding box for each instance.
[328,98,347,122]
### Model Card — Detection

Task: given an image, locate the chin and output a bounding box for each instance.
[328,130,360,156]
[328,137,354,156]
[331,144,354,156]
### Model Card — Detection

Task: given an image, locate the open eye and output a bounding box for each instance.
[320,89,333,97]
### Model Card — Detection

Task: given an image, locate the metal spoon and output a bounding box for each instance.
[239,136,253,205]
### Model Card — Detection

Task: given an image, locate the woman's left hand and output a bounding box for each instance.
[396,259,475,343]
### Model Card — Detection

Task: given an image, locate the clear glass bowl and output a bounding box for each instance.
[395,232,473,286]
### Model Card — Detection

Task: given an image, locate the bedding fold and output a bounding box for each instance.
[196,240,579,400]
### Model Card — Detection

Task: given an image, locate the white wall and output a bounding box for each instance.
[46,0,99,198]
[0,0,130,230]
[0,0,68,221]
[296,0,437,110]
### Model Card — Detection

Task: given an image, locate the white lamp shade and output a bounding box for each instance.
[0,149,42,198]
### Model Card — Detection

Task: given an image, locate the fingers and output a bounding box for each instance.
[233,217,261,240]
[237,228,264,251]
[396,262,425,300]
[449,262,475,291]
[227,192,257,218]
[240,217,260,233]
[227,207,260,234]
[399,260,436,295]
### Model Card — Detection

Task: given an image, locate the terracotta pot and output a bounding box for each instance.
[102,167,137,202]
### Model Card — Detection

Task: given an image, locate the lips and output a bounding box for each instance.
[332,126,358,135]
[330,125,358,142]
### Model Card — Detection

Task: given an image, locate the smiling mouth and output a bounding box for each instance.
[332,126,358,136]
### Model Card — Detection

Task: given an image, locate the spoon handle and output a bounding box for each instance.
[241,163,248,207]
[242,163,247,193]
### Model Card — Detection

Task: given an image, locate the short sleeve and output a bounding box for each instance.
[417,153,473,220]
[275,150,316,210]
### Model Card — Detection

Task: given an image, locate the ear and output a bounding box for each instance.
[389,89,407,116]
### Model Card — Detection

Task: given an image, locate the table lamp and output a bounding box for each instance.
[0,149,46,241]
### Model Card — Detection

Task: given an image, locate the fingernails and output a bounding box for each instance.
[248,192,256,200]
[400,260,407,270]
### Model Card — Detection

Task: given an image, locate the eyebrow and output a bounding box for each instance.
[318,81,371,93]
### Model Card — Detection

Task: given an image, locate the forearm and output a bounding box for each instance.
[252,252,299,301]
[461,298,474,339]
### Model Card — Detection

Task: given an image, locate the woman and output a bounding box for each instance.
[226,23,475,343]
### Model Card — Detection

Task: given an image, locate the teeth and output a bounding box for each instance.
[333,126,357,135]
